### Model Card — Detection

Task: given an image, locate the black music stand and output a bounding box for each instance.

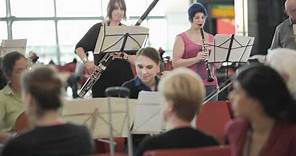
[208,34,254,64]
[94,24,149,55]
[204,34,254,102]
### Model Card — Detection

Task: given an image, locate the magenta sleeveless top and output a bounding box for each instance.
[179,32,217,86]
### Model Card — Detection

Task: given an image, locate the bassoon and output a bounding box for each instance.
[78,0,160,97]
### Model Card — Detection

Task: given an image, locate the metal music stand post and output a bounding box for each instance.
[105,87,133,156]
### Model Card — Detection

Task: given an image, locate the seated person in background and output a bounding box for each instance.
[67,60,85,98]
[121,47,161,153]
[122,47,161,99]
[0,57,7,90]
[136,68,219,156]
[0,52,28,143]
[227,64,296,156]
[266,48,296,98]
[1,66,94,156]
[28,51,41,65]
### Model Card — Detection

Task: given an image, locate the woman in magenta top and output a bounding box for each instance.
[172,2,218,99]
[227,64,296,156]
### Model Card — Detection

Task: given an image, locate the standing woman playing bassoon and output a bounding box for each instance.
[75,0,134,97]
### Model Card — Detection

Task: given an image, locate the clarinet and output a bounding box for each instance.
[199,26,214,82]
[78,0,160,98]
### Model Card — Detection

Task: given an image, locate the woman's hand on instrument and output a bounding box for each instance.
[196,51,207,62]
[84,61,96,74]
[203,50,209,58]
[112,52,128,60]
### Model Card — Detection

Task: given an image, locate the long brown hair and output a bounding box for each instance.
[107,0,127,20]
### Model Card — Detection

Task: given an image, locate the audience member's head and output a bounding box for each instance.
[188,2,208,23]
[2,51,28,91]
[266,48,296,98]
[229,64,296,123]
[135,47,161,87]
[285,0,296,21]
[21,66,63,120]
[159,68,205,124]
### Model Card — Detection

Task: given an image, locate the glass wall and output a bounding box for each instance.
[0,0,187,64]
[0,0,5,17]
[11,0,54,17]
[0,22,7,39]
[58,20,99,63]
[56,0,102,17]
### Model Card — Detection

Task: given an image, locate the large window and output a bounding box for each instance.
[126,1,147,16]
[147,0,166,16]
[0,22,7,40]
[148,19,167,49]
[58,20,99,63]
[56,0,102,17]
[0,0,5,17]
[1,0,188,64]
[13,21,56,45]
[10,0,54,17]
[13,21,56,64]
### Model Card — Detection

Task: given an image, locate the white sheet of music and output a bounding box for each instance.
[1,39,27,56]
[94,25,149,54]
[132,91,164,134]
[62,97,137,138]
[209,34,254,63]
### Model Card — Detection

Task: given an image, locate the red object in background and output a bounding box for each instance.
[144,146,230,156]
[217,18,235,34]
[196,101,233,144]
[56,62,76,73]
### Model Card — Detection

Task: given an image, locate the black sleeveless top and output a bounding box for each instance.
[75,22,134,97]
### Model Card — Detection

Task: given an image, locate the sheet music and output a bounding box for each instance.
[94,25,149,54]
[229,35,254,62]
[1,39,27,56]
[62,97,137,138]
[209,34,254,63]
[132,91,164,134]
[209,35,229,63]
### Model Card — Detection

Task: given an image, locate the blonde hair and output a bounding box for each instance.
[267,48,296,98]
[159,68,205,121]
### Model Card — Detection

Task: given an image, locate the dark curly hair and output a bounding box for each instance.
[188,2,208,23]
[235,63,296,123]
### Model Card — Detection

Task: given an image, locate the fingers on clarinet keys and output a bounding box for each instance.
[85,61,95,74]
[196,53,206,62]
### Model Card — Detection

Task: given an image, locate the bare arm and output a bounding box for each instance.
[75,47,95,74]
[172,36,205,68]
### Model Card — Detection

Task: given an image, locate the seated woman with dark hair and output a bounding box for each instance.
[227,64,296,156]
[0,57,7,90]
[136,68,218,156]
[1,66,94,156]
[0,52,28,143]
[122,47,161,99]
[122,47,161,153]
